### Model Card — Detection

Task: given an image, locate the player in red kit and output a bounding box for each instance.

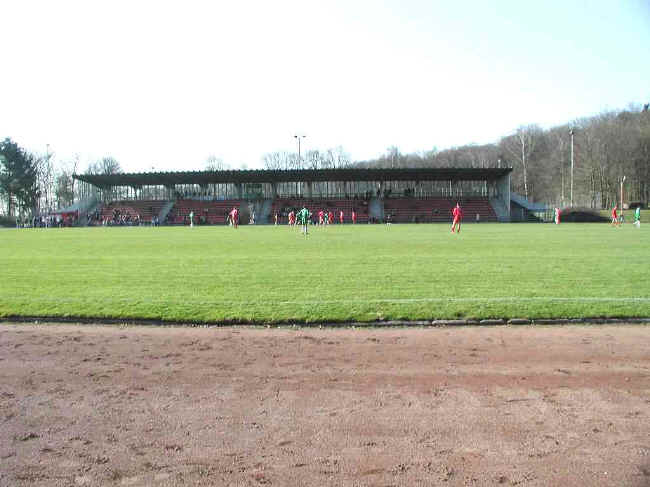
[288,210,295,226]
[328,211,334,225]
[351,210,357,224]
[318,210,324,225]
[339,210,344,224]
[229,207,239,229]
[451,203,463,233]
[611,205,620,226]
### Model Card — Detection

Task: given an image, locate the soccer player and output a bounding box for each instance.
[611,205,619,227]
[554,207,561,225]
[274,212,278,225]
[451,203,463,233]
[288,210,295,226]
[323,211,329,225]
[634,206,641,228]
[328,210,334,225]
[351,209,357,224]
[297,206,311,235]
[229,207,239,229]
[189,210,194,227]
[339,210,344,224]
[318,210,324,225]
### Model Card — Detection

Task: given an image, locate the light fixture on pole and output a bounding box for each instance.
[294,134,306,166]
[569,129,574,207]
[294,135,306,197]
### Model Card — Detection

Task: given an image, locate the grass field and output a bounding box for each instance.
[1,222,649,323]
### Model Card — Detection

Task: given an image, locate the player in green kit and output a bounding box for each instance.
[634,206,641,228]
[297,206,311,235]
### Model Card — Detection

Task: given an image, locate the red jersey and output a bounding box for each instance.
[452,206,462,219]
[339,211,344,223]
[229,208,238,219]
[612,208,617,218]
[328,211,334,223]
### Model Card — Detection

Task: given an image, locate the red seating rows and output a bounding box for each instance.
[167,199,242,225]
[100,200,167,223]
[271,198,370,223]
[383,197,497,223]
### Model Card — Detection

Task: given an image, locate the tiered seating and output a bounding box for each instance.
[101,200,169,224]
[459,198,498,223]
[383,197,497,223]
[271,198,370,223]
[167,199,243,225]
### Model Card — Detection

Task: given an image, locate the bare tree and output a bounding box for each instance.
[501,125,542,200]
[86,156,122,175]
[205,155,230,171]
[53,156,80,209]
[37,147,55,212]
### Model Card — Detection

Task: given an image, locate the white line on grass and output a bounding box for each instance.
[3,296,650,305]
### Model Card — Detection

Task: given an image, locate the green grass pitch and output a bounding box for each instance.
[1,222,648,323]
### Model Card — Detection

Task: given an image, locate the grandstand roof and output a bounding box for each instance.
[74,167,512,188]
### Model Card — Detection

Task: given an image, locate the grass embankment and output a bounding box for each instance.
[1,223,648,322]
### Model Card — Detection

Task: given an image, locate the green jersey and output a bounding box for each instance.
[635,207,641,221]
[297,208,310,224]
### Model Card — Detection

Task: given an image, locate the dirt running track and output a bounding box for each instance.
[1,324,649,487]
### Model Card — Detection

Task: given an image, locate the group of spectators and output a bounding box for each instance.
[14,213,78,228]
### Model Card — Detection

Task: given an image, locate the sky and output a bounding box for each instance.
[2,0,649,173]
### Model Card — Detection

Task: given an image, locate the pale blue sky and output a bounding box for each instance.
[1,0,649,172]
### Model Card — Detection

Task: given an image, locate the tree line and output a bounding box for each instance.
[355,104,650,208]
[0,138,123,218]
[261,146,352,170]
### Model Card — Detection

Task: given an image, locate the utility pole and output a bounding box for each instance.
[294,135,306,197]
[569,129,574,207]
[560,163,564,206]
[294,135,306,167]
[621,175,626,210]
[46,144,50,211]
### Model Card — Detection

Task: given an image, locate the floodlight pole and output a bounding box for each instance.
[569,129,574,207]
[46,144,50,211]
[621,175,626,210]
[294,134,305,196]
[294,135,306,166]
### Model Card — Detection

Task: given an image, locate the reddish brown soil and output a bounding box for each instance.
[1,323,650,486]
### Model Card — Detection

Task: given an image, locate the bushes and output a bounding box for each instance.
[0,215,17,227]
[560,207,609,223]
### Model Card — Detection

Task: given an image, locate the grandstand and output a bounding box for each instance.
[74,167,513,225]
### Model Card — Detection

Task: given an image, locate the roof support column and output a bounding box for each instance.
[305,181,312,198]
[236,183,243,199]
[494,172,511,222]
